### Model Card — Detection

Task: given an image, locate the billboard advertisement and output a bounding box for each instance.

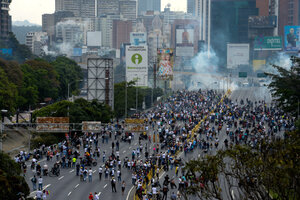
[130,32,147,46]
[126,46,148,87]
[176,25,195,57]
[254,36,282,50]
[157,48,174,80]
[284,26,300,52]
[36,117,69,132]
[87,31,102,47]
[227,44,250,69]
[0,48,12,56]
[73,48,82,56]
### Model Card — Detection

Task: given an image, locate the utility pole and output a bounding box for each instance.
[125,77,127,118]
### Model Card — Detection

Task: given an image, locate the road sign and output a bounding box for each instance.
[257,73,267,78]
[239,72,247,78]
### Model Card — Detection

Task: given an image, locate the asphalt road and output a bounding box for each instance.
[24,86,273,200]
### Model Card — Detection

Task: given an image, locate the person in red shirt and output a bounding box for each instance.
[88,192,94,200]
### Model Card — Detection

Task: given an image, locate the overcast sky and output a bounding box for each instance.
[10,0,186,25]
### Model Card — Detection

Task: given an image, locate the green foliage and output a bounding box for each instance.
[0,32,35,62]
[114,81,163,118]
[0,68,18,115]
[33,98,113,123]
[183,132,300,200]
[30,133,65,149]
[51,56,83,99]
[266,56,300,115]
[0,152,30,200]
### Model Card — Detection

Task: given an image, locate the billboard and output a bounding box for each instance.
[176,26,194,57]
[157,48,174,80]
[73,48,82,56]
[130,32,147,46]
[0,48,13,56]
[87,31,102,47]
[284,26,300,52]
[126,46,148,87]
[82,121,102,132]
[227,44,250,69]
[254,36,282,50]
[36,117,69,132]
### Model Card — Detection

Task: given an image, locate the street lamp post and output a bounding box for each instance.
[0,109,8,151]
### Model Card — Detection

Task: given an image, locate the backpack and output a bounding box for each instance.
[31,177,36,183]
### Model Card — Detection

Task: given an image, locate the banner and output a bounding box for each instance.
[254,36,282,50]
[157,48,174,80]
[253,60,266,71]
[82,121,102,132]
[36,117,69,132]
[284,26,300,52]
[126,46,148,86]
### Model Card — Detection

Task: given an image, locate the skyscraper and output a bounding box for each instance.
[210,0,258,66]
[187,0,196,16]
[0,0,12,40]
[138,0,161,15]
[119,0,137,22]
[97,0,119,16]
[55,0,96,17]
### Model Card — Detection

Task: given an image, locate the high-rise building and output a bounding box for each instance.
[0,0,12,40]
[112,20,132,49]
[97,15,120,48]
[55,0,96,17]
[25,32,48,56]
[195,0,211,50]
[210,0,258,66]
[119,0,137,22]
[97,0,119,16]
[138,0,161,15]
[187,0,196,16]
[42,11,75,45]
[278,0,300,37]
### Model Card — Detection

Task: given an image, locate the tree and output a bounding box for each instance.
[266,56,300,115]
[51,56,83,99]
[0,68,18,115]
[33,98,113,124]
[0,152,30,200]
[23,59,59,102]
[182,131,300,200]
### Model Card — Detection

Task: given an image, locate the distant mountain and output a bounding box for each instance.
[12,20,40,27]
[12,26,42,44]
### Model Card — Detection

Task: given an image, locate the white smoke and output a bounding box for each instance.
[265,52,292,73]
[189,48,223,91]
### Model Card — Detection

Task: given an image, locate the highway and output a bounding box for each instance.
[23,86,274,200]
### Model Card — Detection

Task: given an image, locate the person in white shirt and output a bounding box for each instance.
[98,166,103,180]
[36,190,43,200]
[88,168,93,182]
[38,176,43,190]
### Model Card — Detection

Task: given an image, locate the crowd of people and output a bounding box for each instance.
[12,88,296,200]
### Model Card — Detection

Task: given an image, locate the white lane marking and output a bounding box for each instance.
[75,184,79,188]
[98,192,101,195]
[93,170,96,173]
[129,147,131,149]
[126,186,134,200]
[123,150,126,153]
[103,184,107,188]
[134,143,137,145]
[58,176,64,180]
[30,184,51,195]
[68,191,72,196]
[101,164,104,167]
[232,190,235,199]
[69,169,74,173]
[159,172,166,179]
